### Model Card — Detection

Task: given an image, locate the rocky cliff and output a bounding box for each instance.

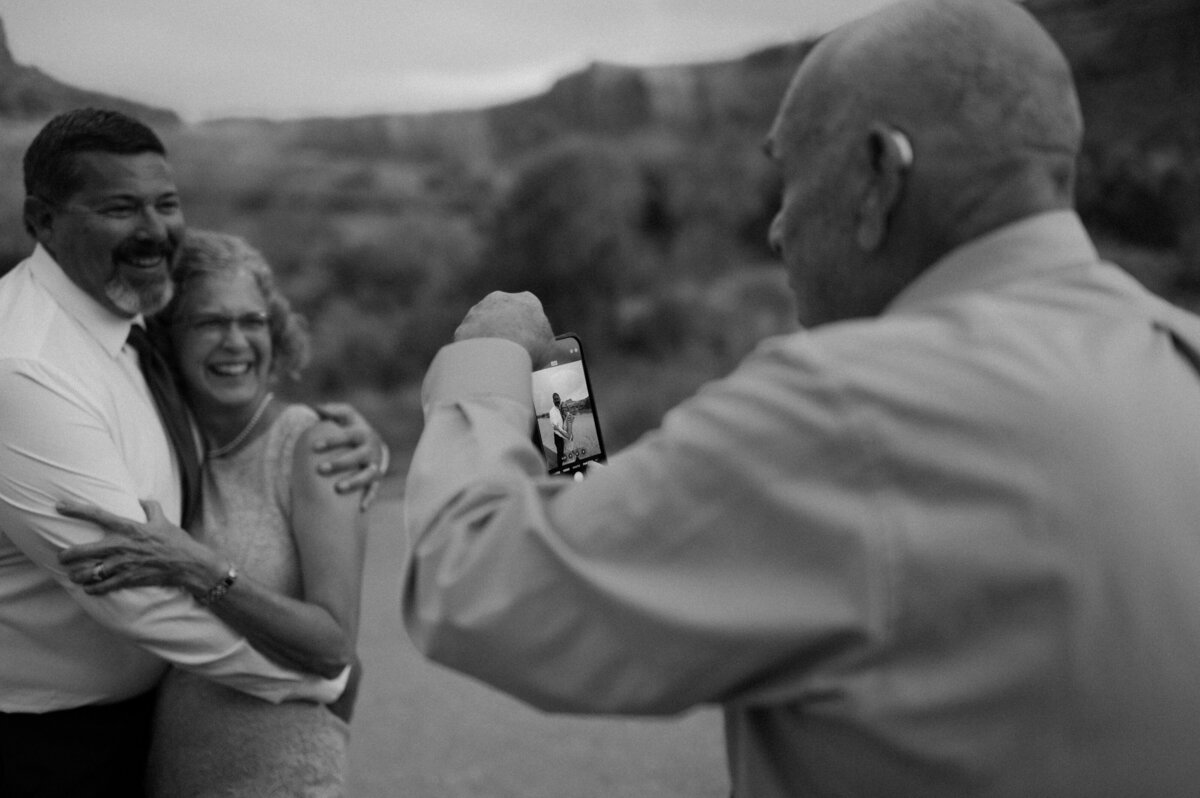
[484,41,812,157]
[0,17,178,126]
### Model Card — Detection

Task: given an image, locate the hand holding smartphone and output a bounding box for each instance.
[531,334,607,476]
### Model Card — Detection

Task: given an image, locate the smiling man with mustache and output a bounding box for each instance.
[27,149,183,318]
[0,108,379,797]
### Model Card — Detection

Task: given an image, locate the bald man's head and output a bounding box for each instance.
[819,0,1081,165]
[767,0,1084,327]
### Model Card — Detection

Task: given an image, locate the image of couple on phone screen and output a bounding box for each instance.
[532,336,605,476]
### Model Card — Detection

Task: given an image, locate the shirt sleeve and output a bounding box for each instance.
[0,360,346,704]
[403,336,893,715]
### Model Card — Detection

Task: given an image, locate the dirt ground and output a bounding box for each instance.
[347,498,729,797]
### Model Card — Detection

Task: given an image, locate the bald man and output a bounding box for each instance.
[402,1,1200,794]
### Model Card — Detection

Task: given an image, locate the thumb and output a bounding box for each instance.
[315,402,352,424]
[140,499,165,523]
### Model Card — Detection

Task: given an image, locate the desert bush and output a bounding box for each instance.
[479,138,651,340]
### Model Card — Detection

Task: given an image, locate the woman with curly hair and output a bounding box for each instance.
[60,230,366,797]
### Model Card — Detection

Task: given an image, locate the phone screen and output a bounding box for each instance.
[531,334,607,476]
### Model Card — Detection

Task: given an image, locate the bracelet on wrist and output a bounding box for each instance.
[197,563,238,607]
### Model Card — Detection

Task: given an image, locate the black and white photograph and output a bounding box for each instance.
[1,0,1198,796]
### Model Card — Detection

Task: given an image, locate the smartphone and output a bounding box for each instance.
[531,333,607,476]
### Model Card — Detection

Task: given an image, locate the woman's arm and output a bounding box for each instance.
[57,421,367,681]
[212,420,366,678]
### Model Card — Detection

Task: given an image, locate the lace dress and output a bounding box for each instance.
[146,405,349,797]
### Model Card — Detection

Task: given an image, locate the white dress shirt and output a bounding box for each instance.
[404,211,1200,796]
[0,245,344,712]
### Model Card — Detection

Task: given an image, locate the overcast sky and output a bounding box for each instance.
[0,0,896,122]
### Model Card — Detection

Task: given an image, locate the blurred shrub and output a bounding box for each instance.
[615,267,796,365]
[0,120,39,277]
[478,138,651,340]
[1079,146,1182,248]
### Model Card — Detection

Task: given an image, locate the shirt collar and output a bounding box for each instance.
[27,243,142,359]
[886,210,1099,315]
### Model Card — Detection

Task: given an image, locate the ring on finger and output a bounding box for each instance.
[91,563,105,582]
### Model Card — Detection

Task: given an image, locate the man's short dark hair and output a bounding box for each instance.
[23,107,166,209]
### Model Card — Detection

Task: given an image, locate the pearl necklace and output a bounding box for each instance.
[207,392,275,459]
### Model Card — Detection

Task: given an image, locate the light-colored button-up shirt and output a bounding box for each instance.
[404,211,1200,796]
[0,245,344,712]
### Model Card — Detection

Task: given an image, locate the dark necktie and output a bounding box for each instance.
[127,322,202,530]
